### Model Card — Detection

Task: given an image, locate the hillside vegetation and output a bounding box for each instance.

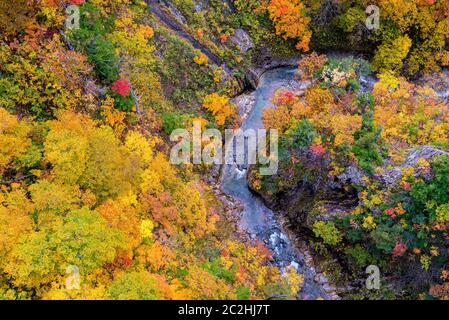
[1,0,449,300]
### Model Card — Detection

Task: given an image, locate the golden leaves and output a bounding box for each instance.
[0,108,32,173]
[267,0,312,52]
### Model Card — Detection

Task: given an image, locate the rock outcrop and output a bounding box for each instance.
[248,164,359,232]
[249,146,449,233]
[231,92,256,121]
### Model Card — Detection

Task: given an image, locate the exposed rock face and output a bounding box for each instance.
[247,165,359,232]
[305,197,357,228]
[149,0,231,74]
[166,1,188,24]
[380,146,449,186]
[230,29,254,53]
[245,57,300,89]
[336,165,365,188]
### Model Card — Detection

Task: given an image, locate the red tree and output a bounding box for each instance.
[111,79,131,97]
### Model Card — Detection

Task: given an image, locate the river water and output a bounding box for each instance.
[221,67,332,300]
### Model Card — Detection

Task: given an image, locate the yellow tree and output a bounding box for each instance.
[44,111,134,202]
[107,271,175,300]
[96,197,142,251]
[202,93,236,126]
[184,266,236,300]
[372,36,412,74]
[0,189,33,265]
[29,180,84,228]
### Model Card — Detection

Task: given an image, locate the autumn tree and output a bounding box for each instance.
[268,0,312,51]
[96,197,142,251]
[202,93,237,126]
[0,189,33,265]
[4,207,124,288]
[44,111,134,201]
[0,0,296,301]
[184,266,236,300]
[29,180,85,228]
[373,72,449,151]
[0,44,73,118]
[372,36,412,74]
[0,108,32,173]
[0,0,38,38]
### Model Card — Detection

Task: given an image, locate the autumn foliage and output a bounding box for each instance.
[257,53,449,299]
[3,0,449,302]
[267,0,312,51]
[111,79,131,97]
[0,0,295,300]
[202,93,237,126]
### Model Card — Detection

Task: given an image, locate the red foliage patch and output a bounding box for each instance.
[392,240,407,258]
[111,79,131,97]
[275,90,296,106]
[385,208,396,218]
[309,144,326,157]
[401,181,412,190]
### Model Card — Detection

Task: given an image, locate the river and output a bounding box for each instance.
[221,67,334,300]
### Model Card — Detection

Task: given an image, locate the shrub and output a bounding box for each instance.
[344,245,372,268]
[69,3,119,84]
[161,112,193,135]
[281,119,317,150]
[236,286,251,300]
[111,79,131,97]
[336,7,366,33]
[352,94,387,174]
[86,37,120,84]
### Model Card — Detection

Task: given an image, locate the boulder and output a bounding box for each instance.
[231,92,256,121]
[230,29,254,53]
[336,165,366,188]
[166,1,188,24]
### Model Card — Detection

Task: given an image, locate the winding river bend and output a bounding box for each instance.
[221,67,333,300]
